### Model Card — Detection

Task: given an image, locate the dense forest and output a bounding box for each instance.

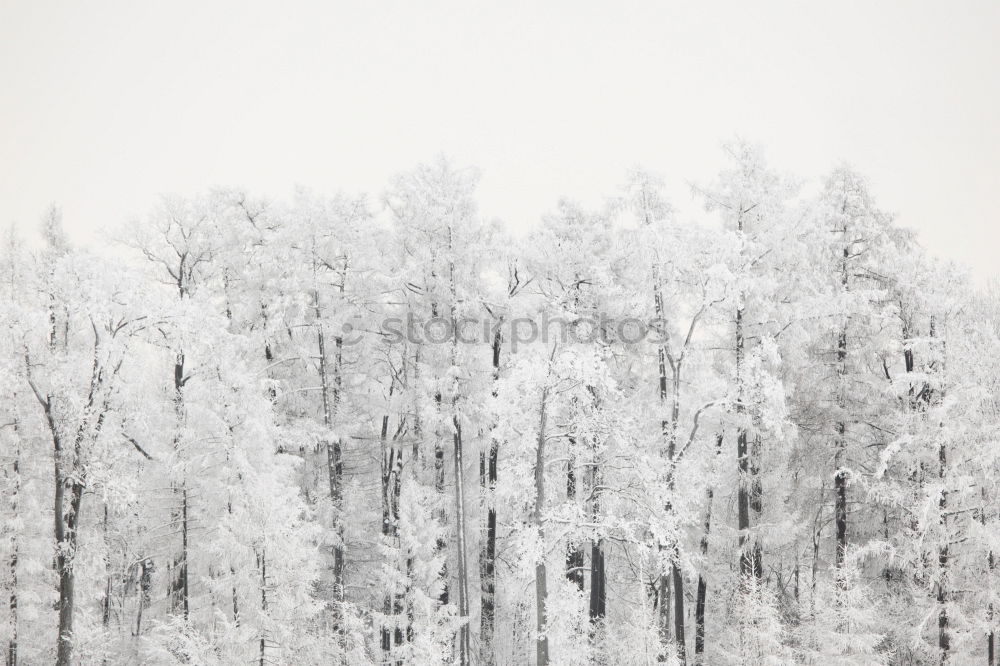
[2,143,999,665]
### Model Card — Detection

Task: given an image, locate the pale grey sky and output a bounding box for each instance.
[2,1,998,279]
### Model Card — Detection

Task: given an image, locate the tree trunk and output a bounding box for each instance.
[453,414,471,666]
[588,444,605,626]
[6,419,19,666]
[657,573,672,658]
[430,302,450,610]
[653,282,675,661]
[180,487,189,620]
[986,495,995,666]
[378,369,407,663]
[480,324,502,666]
[380,412,394,660]
[938,441,949,665]
[406,347,422,647]
[694,434,724,664]
[834,326,848,574]
[317,324,346,621]
[534,383,551,666]
[171,354,190,619]
[30,382,78,666]
[588,541,605,621]
[258,550,268,666]
[750,434,763,576]
[55,478,84,666]
[735,306,762,581]
[566,455,585,592]
[672,565,686,664]
[434,413,449,606]
[834,237,850,577]
[102,504,112,630]
[448,254,470,666]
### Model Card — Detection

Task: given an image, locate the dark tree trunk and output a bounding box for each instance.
[102,505,112,630]
[736,307,762,581]
[480,324,502,666]
[565,456,585,592]
[431,304,450,609]
[694,434,723,664]
[444,252,471,666]
[7,422,19,666]
[452,415,470,666]
[406,348,423,647]
[750,434,763,576]
[672,565,686,664]
[379,377,406,664]
[656,573,672,659]
[834,238,850,578]
[588,542,605,621]
[171,354,190,618]
[534,384,551,666]
[834,327,848,574]
[55,477,84,666]
[380,414,393,659]
[258,550,268,666]
[653,282,674,660]
[433,412,449,607]
[317,325,346,619]
[29,381,79,666]
[987,501,995,666]
[588,448,605,626]
[180,488,189,620]
[938,441,949,665]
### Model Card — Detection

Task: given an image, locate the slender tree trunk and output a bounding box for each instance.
[55,474,84,666]
[406,347,422,647]
[694,434,723,664]
[834,237,850,579]
[317,322,346,620]
[668,361,685,663]
[30,379,78,666]
[380,388,406,665]
[180,487,189,620]
[258,550,268,666]
[453,414,471,666]
[938,440,950,665]
[653,281,675,660]
[588,441,605,627]
[534,382,551,666]
[834,329,848,575]
[448,255,470,666]
[171,353,190,619]
[985,492,995,666]
[6,418,19,666]
[672,565,686,663]
[480,324,502,666]
[102,504,112,631]
[588,541,605,620]
[380,412,394,660]
[656,573,672,659]
[566,454,585,592]
[750,434,763,576]
[430,303,450,610]
[434,415,449,605]
[735,306,762,582]
[810,484,824,616]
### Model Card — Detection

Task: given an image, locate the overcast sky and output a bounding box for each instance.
[2,1,997,280]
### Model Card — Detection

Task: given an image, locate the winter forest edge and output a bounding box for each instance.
[2,142,999,666]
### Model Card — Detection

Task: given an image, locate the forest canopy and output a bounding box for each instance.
[2,144,999,666]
